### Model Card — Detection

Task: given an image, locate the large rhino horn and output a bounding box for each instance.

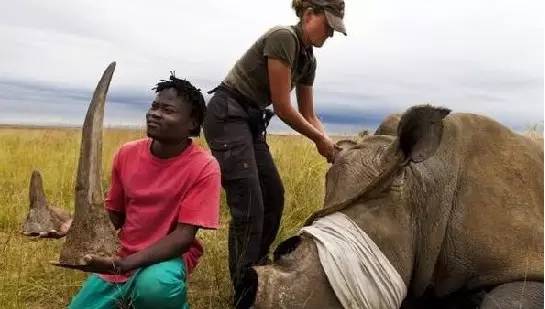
[76,62,114,206]
[56,62,119,267]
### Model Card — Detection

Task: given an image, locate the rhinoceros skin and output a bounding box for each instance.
[251,105,544,309]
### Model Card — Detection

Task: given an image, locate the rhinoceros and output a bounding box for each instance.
[248,105,543,308]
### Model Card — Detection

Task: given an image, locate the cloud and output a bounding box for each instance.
[0,79,151,126]
[0,0,542,133]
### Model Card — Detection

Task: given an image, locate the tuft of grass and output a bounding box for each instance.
[523,122,544,141]
[0,127,328,308]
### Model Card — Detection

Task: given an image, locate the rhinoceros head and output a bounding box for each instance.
[306,105,451,223]
[252,105,451,308]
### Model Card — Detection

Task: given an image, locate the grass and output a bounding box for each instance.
[4,122,539,308]
[524,122,544,141]
[0,127,329,308]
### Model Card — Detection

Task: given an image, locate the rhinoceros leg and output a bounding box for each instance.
[55,62,119,267]
[480,281,544,309]
[22,170,71,236]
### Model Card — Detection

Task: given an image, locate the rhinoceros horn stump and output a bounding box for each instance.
[23,170,69,235]
[56,62,119,267]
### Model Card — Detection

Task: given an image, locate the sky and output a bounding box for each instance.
[0,0,543,134]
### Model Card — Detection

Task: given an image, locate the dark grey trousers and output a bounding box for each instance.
[203,90,284,306]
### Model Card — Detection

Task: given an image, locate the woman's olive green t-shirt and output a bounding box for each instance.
[223,25,317,109]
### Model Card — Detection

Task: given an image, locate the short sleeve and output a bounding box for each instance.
[178,160,221,229]
[263,29,297,67]
[298,57,317,86]
[105,149,125,213]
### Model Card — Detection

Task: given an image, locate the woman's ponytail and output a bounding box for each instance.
[292,0,312,17]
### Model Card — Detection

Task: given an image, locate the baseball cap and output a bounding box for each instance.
[311,0,346,35]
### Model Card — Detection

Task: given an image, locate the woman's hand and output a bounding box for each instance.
[315,135,339,163]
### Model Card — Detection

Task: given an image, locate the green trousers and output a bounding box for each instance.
[68,258,189,309]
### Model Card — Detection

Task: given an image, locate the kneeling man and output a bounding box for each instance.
[69,74,221,309]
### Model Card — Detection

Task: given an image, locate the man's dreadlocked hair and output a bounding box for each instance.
[153,72,206,137]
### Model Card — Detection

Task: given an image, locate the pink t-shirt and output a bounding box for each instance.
[100,138,220,283]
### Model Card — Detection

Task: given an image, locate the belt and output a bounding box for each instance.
[208,83,275,140]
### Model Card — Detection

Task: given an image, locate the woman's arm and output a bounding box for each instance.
[268,58,323,142]
[268,58,336,161]
[296,84,326,135]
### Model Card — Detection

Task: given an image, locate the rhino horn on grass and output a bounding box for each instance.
[22,170,71,236]
[56,62,119,267]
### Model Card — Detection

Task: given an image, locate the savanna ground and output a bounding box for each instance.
[0,126,331,308]
[1,124,542,308]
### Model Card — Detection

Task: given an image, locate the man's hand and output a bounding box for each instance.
[81,254,125,274]
[51,254,125,274]
[315,135,340,163]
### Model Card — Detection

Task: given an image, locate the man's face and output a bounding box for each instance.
[146,88,195,143]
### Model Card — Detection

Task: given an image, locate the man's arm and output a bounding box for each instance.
[296,84,326,135]
[118,223,197,272]
[81,223,197,274]
[107,210,125,230]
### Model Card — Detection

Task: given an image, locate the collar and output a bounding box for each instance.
[293,23,314,59]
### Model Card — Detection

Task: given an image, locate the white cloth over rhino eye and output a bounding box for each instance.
[301,212,407,309]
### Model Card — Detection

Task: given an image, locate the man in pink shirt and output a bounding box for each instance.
[68,74,221,309]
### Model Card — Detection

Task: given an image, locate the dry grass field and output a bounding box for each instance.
[0,124,541,308]
[0,127,329,308]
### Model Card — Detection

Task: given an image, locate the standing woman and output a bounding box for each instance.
[203,0,346,305]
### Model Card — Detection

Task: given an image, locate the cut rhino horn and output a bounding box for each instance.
[22,170,61,235]
[57,62,119,267]
[29,170,47,209]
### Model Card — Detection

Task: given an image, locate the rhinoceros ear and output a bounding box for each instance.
[335,139,357,150]
[397,105,450,163]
